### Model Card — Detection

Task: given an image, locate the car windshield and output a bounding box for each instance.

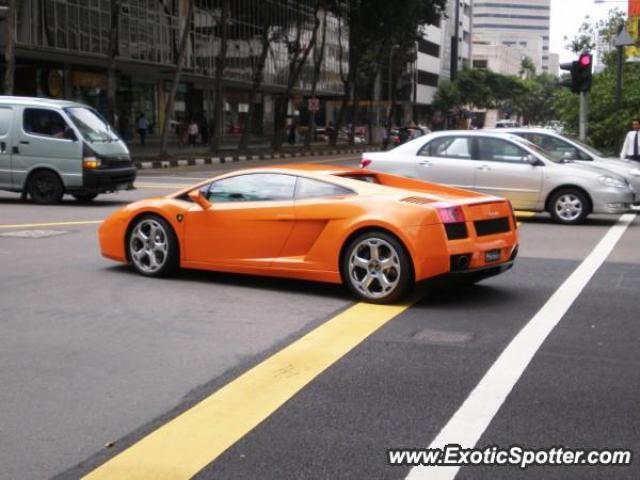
[566,136,605,157]
[509,136,561,163]
[64,107,118,142]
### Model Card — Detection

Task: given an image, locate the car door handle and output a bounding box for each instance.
[477,164,491,171]
[19,140,30,145]
[418,159,433,167]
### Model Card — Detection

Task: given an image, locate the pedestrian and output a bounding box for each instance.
[188,119,199,146]
[620,118,640,162]
[287,122,296,145]
[137,113,148,146]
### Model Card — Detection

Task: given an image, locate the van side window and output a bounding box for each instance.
[0,108,12,136]
[23,109,68,139]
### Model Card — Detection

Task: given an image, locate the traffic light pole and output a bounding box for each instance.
[579,92,588,142]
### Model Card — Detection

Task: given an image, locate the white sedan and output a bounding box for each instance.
[361,130,635,225]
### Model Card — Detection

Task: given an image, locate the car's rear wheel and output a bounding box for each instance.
[342,231,413,304]
[72,192,99,202]
[127,215,179,277]
[548,188,589,225]
[28,171,64,204]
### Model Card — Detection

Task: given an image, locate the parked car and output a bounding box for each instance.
[99,164,519,303]
[495,119,520,128]
[0,96,135,204]
[361,131,635,225]
[498,127,640,202]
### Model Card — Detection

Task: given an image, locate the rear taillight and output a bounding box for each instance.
[436,204,465,224]
[360,158,372,169]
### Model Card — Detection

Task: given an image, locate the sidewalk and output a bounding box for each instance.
[126,134,379,169]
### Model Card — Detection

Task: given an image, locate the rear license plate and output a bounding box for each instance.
[485,249,501,263]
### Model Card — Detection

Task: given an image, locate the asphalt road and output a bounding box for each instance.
[0,152,638,480]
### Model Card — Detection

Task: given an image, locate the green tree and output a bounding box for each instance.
[556,63,640,154]
[519,56,536,79]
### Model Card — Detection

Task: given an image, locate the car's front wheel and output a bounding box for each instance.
[342,231,413,304]
[127,215,179,277]
[548,188,590,225]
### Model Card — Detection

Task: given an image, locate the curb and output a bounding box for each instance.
[134,147,374,170]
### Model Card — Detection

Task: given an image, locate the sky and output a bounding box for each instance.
[550,0,628,62]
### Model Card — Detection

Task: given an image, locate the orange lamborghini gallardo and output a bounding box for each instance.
[99,165,519,303]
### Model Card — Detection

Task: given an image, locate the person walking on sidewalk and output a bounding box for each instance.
[137,113,148,146]
[188,119,199,146]
[620,119,640,162]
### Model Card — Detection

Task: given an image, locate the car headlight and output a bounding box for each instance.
[630,168,640,176]
[598,175,628,189]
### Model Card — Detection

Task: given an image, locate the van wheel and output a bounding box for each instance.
[548,188,589,225]
[28,171,64,204]
[72,192,99,202]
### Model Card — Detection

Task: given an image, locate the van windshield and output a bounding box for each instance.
[64,107,118,142]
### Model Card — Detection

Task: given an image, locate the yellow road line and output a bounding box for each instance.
[135,183,193,189]
[514,211,537,219]
[0,220,103,229]
[83,301,414,480]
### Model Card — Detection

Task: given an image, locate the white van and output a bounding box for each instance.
[0,96,136,203]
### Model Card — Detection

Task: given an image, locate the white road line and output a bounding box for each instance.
[406,213,636,480]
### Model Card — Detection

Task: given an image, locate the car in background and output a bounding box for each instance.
[499,127,640,202]
[99,165,519,304]
[495,119,520,129]
[389,126,429,147]
[360,131,635,225]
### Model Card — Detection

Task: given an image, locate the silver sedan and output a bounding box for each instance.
[361,131,635,225]
[498,127,640,200]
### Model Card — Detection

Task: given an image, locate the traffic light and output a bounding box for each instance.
[559,52,593,94]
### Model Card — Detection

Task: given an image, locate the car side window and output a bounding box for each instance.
[522,133,590,161]
[205,173,296,203]
[23,108,69,139]
[295,177,354,200]
[419,137,471,159]
[477,137,530,163]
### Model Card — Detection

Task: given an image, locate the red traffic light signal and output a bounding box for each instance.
[560,53,593,94]
[579,53,592,67]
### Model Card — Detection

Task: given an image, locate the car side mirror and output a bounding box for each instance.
[188,189,212,210]
[63,128,77,141]
[562,151,576,161]
[524,154,542,166]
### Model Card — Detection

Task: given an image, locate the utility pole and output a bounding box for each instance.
[614,27,634,109]
[450,0,461,81]
[579,92,588,141]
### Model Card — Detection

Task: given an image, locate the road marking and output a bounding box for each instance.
[135,182,193,189]
[514,211,536,218]
[83,300,415,480]
[0,220,103,229]
[406,213,636,480]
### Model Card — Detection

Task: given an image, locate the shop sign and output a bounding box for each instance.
[71,71,107,89]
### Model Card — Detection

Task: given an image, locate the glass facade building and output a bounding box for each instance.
[1,0,348,138]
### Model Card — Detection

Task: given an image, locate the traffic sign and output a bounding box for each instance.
[308,97,320,112]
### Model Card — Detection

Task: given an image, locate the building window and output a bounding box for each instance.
[417,70,439,87]
[473,59,488,69]
[418,38,440,57]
